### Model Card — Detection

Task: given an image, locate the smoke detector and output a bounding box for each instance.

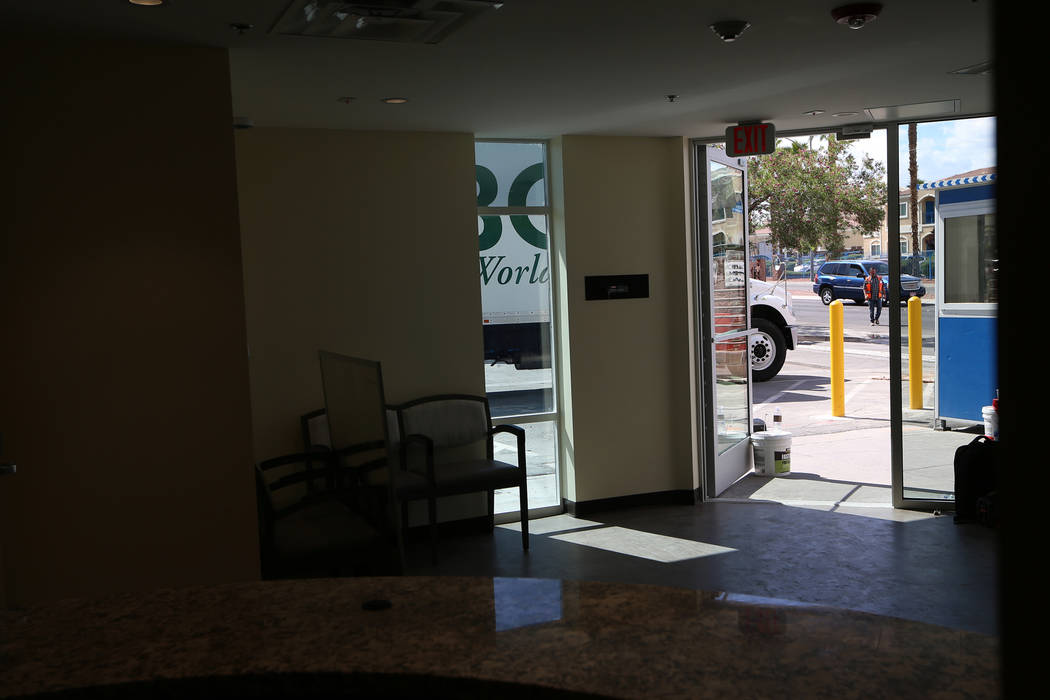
[831,4,882,30]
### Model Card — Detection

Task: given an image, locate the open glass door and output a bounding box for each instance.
[695,145,754,496]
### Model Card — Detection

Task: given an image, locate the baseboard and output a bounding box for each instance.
[563,489,700,517]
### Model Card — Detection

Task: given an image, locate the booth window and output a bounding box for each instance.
[944,213,997,304]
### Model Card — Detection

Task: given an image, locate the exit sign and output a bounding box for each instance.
[725,123,776,157]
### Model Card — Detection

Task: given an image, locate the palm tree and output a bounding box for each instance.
[908,123,919,276]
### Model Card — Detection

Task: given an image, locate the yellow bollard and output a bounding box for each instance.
[829,300,845,417]
[908,296,923,409]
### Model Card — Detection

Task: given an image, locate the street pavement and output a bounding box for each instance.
[736,277,976,516]
[490,276,979,518]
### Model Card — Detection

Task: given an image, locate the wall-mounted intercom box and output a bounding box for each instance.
[585,274,649,300]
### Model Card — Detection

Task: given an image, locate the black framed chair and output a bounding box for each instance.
[254,449,400,579]
[388,393,529,558]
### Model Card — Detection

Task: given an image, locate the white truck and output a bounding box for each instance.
[480,231,799,382]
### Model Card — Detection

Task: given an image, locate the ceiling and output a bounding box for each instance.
[1,0,995,139]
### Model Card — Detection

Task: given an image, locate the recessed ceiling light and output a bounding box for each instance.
[833,111,859,117]
[709,20,751,43]
[129,0,165,6]
[803,110,825,116]
[382,98,409,104]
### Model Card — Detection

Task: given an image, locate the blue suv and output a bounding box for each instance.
[812,259,925,306]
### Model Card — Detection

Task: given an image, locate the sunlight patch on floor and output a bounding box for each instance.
[497,514,603,535]
[548,526,737,563]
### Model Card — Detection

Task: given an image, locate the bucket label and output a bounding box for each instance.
[754,438,791,475]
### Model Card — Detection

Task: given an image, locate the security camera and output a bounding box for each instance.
[831,3,882,30]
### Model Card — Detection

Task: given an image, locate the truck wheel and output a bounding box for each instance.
[820,286,834,305]
[750,318,786,382]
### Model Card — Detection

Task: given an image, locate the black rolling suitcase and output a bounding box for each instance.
[953,435,998,524]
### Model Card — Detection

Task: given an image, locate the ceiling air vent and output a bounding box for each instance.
[270,1,502,44]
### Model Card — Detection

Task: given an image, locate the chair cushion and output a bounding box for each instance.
[429,459,523,495]
[365,465,430,494]
[366,459,521,496]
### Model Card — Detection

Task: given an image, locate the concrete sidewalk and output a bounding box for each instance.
[718,421,977,519]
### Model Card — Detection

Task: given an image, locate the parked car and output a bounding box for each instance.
[812,259,925,306]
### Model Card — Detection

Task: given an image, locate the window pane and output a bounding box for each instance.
[898,116,997,503]
[492,420,559,512]
[714,337,749,456]
[475,142,546,208]
[710,161,747,336]
[944,213,997,304]
[477,143,555,422]
[479,213,554,417]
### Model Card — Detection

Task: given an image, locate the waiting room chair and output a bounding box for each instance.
[317,350,407,569]
[387,393,530,558]
[254,449,401,579]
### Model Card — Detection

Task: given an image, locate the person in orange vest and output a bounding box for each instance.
[864,266,886,326]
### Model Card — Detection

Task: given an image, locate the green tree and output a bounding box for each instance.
[748,135,886,261]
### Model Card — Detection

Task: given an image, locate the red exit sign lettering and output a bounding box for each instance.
[725,123,775,157]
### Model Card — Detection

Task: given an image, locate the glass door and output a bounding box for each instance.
[695,145,754,496]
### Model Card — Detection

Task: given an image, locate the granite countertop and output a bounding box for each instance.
[0,576,999,698]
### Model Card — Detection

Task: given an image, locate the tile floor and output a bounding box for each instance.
[403,500,999,637]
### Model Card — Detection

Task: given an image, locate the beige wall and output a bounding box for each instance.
[558,136,695,502]
[235,128,483,462]
[0,40,258,605]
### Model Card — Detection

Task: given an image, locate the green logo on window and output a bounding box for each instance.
[475,163,547,251]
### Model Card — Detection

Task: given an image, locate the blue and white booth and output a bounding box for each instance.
[916,173,997,425]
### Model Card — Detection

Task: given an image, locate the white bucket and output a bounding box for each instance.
[752,431,791,476]
[982,406,999,440]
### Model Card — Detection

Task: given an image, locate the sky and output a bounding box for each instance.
[844,116,996,185]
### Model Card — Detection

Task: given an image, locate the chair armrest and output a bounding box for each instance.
[400,433,435,482]
[258,451,333,471]
[489,424,526,468]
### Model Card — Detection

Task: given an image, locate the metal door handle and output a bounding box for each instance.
[0,463,15,476]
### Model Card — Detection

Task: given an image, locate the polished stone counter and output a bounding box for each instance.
[0,576,999,698]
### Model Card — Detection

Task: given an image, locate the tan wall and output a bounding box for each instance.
[235,129,483,463]
[559,136,694,502]
[0,41,258,606]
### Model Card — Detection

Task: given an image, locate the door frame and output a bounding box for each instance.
[691,143,755,499]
